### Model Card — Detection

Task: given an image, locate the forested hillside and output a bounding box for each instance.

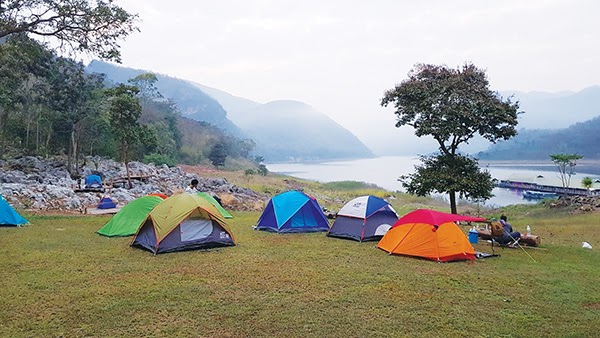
[478,116,600,159]
[0,36,257,173]
[90,61,373,161]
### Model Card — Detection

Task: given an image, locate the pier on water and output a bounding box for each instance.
[495,180,600,197]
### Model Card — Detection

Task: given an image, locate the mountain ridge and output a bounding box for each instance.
[87,61,373,161]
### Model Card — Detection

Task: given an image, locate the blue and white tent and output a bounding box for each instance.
[327,195,397,242]
[0,194,28,226]
[255,190,330,233]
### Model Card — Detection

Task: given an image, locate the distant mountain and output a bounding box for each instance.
[501,86,600,130]
[86,61,243,135]
[478,116,600,160]
[87,61,373,161]
[192,83,373,160]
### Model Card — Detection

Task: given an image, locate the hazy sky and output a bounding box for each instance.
[113,0,599,154]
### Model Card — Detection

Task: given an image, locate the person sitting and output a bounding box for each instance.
[185,179,199,193]
[496,215,521,245]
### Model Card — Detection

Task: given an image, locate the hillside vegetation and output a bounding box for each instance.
[89,61,373,162]
[479,116,600,160]
[0,36,257,172]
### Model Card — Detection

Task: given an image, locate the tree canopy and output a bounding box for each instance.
[382,63,520,213]
[0,0,139,62]
[550,153,583,188]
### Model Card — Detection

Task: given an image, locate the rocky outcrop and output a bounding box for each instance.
[0,156,266,212]
[548,195,600,213]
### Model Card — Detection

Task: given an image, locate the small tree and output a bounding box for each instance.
[381,63,520,213]
[106,84,142,188]
[581,177,593,190]
[550,154,583,188]
[208,143,227,168]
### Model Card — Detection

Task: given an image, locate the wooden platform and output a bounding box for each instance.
[85,207,121,215]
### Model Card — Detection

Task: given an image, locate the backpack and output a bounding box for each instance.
[490,221,504,237]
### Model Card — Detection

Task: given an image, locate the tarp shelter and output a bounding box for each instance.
[131,193,235,254]
[85,174,103,188]
[98,196,117,209]
[327,195,398,242]
[0,194,28,226]
[196,192,233,219]
[97,195,164,237]
[255,190,330,233]
[377,209,486,262]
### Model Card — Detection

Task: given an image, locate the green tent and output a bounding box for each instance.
[97,195,164,237]
[196,192,233,219]
[131,193,235,254]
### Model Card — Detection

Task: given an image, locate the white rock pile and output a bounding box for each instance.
[0,156,265,212]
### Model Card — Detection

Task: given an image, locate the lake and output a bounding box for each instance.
[267,156,600,207]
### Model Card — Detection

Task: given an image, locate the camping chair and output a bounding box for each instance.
[489,221,536,262]
[488,221,520,255]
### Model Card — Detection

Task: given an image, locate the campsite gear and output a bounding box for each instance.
[582,242,592,249]
[196,192,233,219]
[0,194,28,226]
[490,221,504,237]
[131,193,235,254]
[327,195,398,241]
[477,229,541,247]
[468,229,479,244]
[255,190,330,233]
[378,209,486,262]
[97,195,164,237]
[526,225,531,236]
[98,196,117,209]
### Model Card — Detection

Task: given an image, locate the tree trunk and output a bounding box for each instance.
[44,122,53,158]
[0,107,7,159]
[449,191,457,214]
[122,140,132,189]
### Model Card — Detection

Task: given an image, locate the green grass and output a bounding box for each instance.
[1,208,599,337]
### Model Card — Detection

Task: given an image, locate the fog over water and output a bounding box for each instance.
[267,156,600,207]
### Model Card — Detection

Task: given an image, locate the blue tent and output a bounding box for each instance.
[255,190,330,233]
[85,174,102,188]
[0,194,28,226]
[98,196,117,209]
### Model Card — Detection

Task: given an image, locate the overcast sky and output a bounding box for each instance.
[113,0,600,154]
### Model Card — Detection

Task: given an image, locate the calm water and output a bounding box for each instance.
[267,156,600,207]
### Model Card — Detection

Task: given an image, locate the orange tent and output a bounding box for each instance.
[377,209,486,262]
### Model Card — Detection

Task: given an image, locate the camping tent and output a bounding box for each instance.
[255,190,330,233]
[377,209,486,262]
[98,196,117,209]
[0,194,28,226]
[196,192,233,219]
[97,195,165,237]
[85,174,103,188]
[327,195,398,241]
[131,193,235,254]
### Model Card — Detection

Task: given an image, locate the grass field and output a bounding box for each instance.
[1,204,599,337]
